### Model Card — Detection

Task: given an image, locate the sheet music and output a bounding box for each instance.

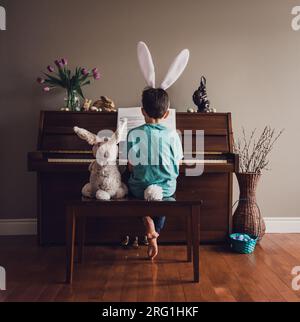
[117,107,176,141]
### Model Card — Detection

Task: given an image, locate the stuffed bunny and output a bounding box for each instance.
[74,121,128,200]
[136,41,190,201]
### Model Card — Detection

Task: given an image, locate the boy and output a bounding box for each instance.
[127,88,183,260]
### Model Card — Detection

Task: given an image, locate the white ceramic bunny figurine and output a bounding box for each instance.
[74,121,128,200]
[136,41,190,201]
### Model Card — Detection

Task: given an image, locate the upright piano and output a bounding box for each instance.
[28,111,238,245]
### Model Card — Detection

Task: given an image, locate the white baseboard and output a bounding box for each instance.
[0,217,299,236]
[0,219,37,236]
[265,217,300,233]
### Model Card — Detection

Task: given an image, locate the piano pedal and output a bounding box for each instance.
[121,235,130,247]
[132,236,139,249]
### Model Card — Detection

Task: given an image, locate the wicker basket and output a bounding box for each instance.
[230,233,257,254]
[232,173,266,242]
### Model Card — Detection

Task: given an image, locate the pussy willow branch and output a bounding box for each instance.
[253,128,284,173]
[234,126,284,173]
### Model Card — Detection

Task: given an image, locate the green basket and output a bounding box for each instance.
[229,233,258,254]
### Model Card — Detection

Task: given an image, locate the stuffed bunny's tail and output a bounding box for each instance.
[144,185,163,201]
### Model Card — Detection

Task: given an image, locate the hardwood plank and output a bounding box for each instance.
[120,250,140,302]
[161,248,186,302]
[102,248,128,302]
[222,244,286,301]
[88,247,118,301]
[220,251,269,302]
[151,264,169,302]
[137,259,155,302]
[201,247,245,302]
[177,245,206,302]
[38,284,63,302]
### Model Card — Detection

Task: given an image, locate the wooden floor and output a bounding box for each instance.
[0,234,300,302]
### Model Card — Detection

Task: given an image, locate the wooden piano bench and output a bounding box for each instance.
[65,197,202,284]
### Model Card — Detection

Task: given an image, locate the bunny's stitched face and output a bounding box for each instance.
[94,140,118,166]
[73,121,127,165]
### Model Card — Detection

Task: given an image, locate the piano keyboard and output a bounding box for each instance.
[48,158,228,165]
[48,159,95,163]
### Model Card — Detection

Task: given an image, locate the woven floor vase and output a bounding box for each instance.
[233,173,266,242]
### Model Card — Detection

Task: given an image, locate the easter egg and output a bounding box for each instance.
[187,107,195,113]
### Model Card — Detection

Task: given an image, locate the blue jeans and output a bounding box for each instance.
[152,196,175,233]
[153,216,166,234]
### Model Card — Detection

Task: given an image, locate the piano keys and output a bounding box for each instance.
[28,111,239,245]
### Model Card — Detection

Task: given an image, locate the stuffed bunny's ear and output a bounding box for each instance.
[74,127,100,145]
[160,49,190,90]
[110,118,128,144]
[137,41,156,88]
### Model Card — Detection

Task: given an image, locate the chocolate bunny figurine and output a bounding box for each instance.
[193,76,210,112]
[193,76,216,113]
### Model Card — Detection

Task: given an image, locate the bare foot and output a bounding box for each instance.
[143,216,159,260]
[147,237,158,260]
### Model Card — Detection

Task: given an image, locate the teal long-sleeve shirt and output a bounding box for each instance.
[127,123,183,199]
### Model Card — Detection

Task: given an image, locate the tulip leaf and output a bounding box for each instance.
[44,73,64,87]
[76,87,85,99]
[82,80,91,86]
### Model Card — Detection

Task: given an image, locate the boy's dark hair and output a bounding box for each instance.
[142,88,170,119]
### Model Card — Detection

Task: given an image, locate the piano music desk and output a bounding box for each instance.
[65,197,202,284]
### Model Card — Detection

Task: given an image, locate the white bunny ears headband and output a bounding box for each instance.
[137,41,190,90]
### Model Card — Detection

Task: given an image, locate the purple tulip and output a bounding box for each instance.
[37,77,45,84]
[92,68,98,74]
[61,58,68,66]
[43,87,50,92]
[47,65,54,73]
[93,72,101,80]
[55,59,64,68]
[81,68,89,76]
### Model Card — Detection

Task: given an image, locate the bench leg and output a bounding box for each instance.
[66,208,76,284]
[78,216,86,264]
[186,215,192,262]
[191,206,200,283]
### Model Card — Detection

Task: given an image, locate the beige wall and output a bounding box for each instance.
[0,0,299,219]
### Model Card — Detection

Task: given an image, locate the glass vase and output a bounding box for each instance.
[64,90,81,111]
